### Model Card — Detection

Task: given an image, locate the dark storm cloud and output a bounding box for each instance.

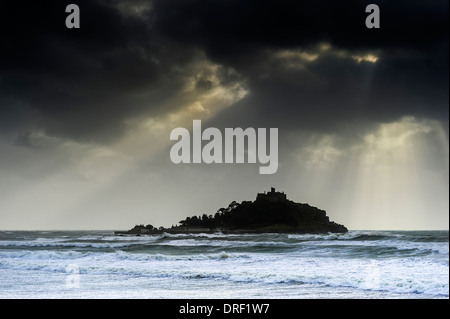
[153,0,448,58]
[0,0,199,143]
[207,49,448,134]
[0,0,448,144]
[153,0,448,131]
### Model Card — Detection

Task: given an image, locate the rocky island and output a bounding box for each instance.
[115,188,348,235]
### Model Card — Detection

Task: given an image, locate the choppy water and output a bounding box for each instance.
[0,230,448,298]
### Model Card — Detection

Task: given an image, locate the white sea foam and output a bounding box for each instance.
[0,230,447,298]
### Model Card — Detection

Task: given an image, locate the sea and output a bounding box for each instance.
[0,230,448,299]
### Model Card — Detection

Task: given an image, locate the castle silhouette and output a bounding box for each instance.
[256,187,287,202]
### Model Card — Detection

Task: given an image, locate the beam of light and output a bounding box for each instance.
[0,56,248,229]
[291,117,449,230]
[350,117,449,230]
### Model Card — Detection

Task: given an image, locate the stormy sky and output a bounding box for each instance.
[0,0,448,230]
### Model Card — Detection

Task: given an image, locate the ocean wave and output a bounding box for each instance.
[287,232,358,241]
[79,234,165,242]
[138,237,292,249]
[0,248,254,266]
[0,250,447,298]
[0,240,183,249]
[0,231,446,257]
[0,250,86,260]
[0,231,447,298]
[0,240,149,249]
[287,231,410,242]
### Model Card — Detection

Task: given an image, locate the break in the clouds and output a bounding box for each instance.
[0,0,448,230]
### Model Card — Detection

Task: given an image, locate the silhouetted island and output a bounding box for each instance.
[115,188,348,235]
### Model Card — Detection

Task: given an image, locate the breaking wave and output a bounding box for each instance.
[0,230,447,298]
